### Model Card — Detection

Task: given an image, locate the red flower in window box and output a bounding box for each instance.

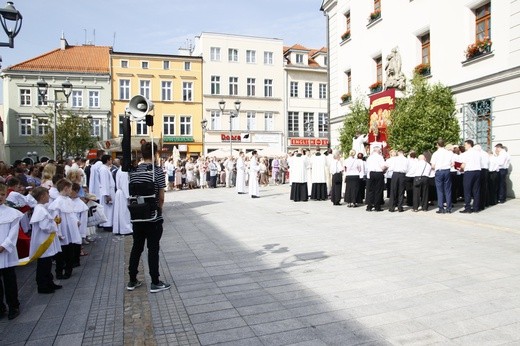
[368,10,381,22]
[341,93,352,103]
[465,37,492,59]
[369,81,382,93]
[414,63,431,76]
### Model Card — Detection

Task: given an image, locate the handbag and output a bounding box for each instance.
[413,164,427,187]
[87,200,108,227]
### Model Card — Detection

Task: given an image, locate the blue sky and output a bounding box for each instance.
[1,0,326,69]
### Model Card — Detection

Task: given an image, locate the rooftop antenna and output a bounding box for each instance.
[179,38,194,56]
[112,32,116,49]
[93,29,96,45]
[83,28,87,45]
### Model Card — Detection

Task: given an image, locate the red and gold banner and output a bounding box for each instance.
[368,88,395,144]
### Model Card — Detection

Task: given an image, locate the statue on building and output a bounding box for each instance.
[384,47,406,90]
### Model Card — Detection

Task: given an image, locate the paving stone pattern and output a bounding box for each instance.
[1,184,520,345]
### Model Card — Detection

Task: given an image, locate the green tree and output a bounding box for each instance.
[33,109,96,159]
[387,75,460,154]
[338,97,369,155]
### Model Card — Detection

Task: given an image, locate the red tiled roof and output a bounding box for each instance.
[7,45,111,74]
[284,44,326,68]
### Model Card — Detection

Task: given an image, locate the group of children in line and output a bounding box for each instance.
[0,176,90,320]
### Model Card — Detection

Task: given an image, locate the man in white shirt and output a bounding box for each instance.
[387,150,408,212]
[459,140,481,213]
[475,145,490,210]
[365,146,386,212]
[430,139,454,214]
[495,143,510,203]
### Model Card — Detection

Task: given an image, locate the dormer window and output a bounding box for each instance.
[296,54,304,64]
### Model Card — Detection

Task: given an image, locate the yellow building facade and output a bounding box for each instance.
[110,51,203,158]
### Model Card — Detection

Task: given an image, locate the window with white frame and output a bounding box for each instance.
[184,61,191,71]
[89,90,100,108]
[136,119,148,135]
[91,118,101,137]
[305,82,313,98]
[19,118,32,136]
[228,48,238,62]
[211,76,221,95]
[210,110,221,130]
[264,51,273,65]
[180,116,192,135]
[20,89,31,106]
[288,112,299,137]
[37,118,48,136]
[319,83,327,99]
[264,112,274,131]
[140,80,151,99]
[264,79,273,97]
[247,78,256,97]
[246,50,256,63]
[290,81,298,97]
[183,82,193,102]
[163,60,170,70]
[295,54,304,64]
[210,47,221,61]
[163,115,175,135]
[118,115,125,136]
[38,92,48,106]
[119,79,130,100]
[303,112,314,136]
[72,90,83,108]
[318,113,328,138]
[161,81,172,101]
[141,61,149,69]
[229,77,238,96]
[246,112,256,130]
[121,60,129,68]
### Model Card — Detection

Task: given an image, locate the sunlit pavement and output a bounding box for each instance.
[151,185,520,345]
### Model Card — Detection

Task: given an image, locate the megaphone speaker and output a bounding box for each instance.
[127,95,154,121]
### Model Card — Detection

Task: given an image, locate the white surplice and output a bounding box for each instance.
[89,160,103,199]
[0,205,23,268]
[113,169,133,235]
[48,195,82,246]
[98,164,115,227]
[311,154,327,184]
[71,197,88,238]
[235,157,247,193]
[248,156,260,197]
[29,204,61,258]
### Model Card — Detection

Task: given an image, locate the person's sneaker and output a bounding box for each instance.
[150,281,171,293]
[126,280,142,291]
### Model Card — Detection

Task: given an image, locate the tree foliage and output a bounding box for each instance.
[338,97,369,155]
[387,75,460,154]
[32,109,96,159]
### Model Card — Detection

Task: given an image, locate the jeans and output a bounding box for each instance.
[435,169,452,211]
[129,220,164,285]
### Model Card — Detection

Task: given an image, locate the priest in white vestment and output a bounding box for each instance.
[248,151,260,198]
[235,152,247,194]
[98,155,115,230]
[289,150,309,202]
[310,150,328,200]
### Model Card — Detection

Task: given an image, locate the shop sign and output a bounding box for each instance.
[289,138,329,146]
[163,136,194,142]
[220,134,242,142]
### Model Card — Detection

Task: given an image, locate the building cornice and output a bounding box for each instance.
[450,66,520,94]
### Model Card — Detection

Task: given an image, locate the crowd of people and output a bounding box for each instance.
[288,137,512,215]
[0,136,512,320]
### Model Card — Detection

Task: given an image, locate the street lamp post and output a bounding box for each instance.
[36,80,73,161]
[201,119,207,157]
[219,100,241,156]
[304,120,314,153]
[0,2,22,48]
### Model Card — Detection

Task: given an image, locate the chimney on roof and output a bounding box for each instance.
[60,32,69,50]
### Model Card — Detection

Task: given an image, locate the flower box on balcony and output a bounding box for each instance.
[341,30,351,41]
[414,63,431,76]
[368,10,381,24]
[465,37,492,60]
[341,93,352,103]
[369,81,383,94]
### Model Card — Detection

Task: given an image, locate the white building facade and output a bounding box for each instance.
[194,32,285,155]
[284,45,329,153]
[321,0,520,198]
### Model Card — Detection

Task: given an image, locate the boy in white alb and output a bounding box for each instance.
[29,187,63,294]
